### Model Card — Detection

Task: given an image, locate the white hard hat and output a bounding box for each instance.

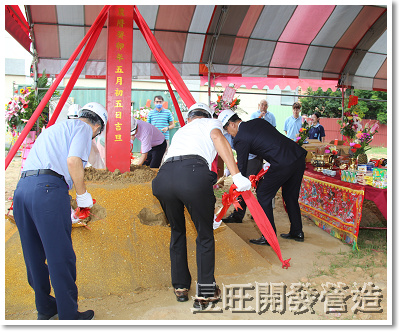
[218,109,236,127]
[131,116,138,135]
[188,102,214,118]
[79,102,108,130]
[67,104,81,119]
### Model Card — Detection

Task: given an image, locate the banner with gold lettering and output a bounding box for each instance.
[106,6,133,172]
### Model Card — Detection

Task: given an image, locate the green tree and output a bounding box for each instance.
[300,88,387,124]
[25,71,60,129]
[300,87,342,118]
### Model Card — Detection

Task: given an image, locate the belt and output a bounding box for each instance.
[164,154,208,167]
[21,169,66,183]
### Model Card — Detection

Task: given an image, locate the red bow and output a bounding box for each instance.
[249,166,269,189]
[216,185,242,222]
[74,199,96,220]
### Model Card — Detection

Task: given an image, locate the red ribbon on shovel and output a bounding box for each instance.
[216,166,291,269]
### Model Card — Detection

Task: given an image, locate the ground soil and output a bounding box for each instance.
[4,156,388,322]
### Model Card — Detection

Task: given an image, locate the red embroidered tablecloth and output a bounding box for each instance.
[300,164,387,248]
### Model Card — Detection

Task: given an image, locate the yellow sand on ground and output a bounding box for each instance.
[5,181,272,316]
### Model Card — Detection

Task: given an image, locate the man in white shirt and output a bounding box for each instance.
[250,99,276,127]
[152,103,251,310]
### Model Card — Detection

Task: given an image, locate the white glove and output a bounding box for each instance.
[76,191,93,208]
[263,162,271,170]
[213,214,222,230]
[232,173,252,192]
[71,207,80,224]
[224,168,231,177]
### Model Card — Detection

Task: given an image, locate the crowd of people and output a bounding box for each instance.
[12,95,317,318]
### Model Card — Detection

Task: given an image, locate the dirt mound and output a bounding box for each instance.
[83,165,157,184]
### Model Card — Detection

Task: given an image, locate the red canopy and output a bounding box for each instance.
[24,5,388,91]
[5,5,31,53]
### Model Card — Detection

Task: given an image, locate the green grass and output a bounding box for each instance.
[368,146,387,159]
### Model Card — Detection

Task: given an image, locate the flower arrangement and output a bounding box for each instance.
[5,71,59,135]
[349,121,379,158]
[324,145,338,155]
[295,120,311,146]
[210,86,240,116]
[337,105,363,140]
[132,106,151,122]
[5,87,31,134]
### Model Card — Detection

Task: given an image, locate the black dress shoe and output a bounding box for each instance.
[249,235,270,246]
[174,288,189,302]
[37,312,58,320]
[280,231,304,242]
[222,214,242,223]
[77,310,95,320]
[193,286,221,310]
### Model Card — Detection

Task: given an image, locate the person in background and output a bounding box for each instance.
[13,102,108,320]
[131,116,167,168]
[250,99,276,127]
[308,112,325,142]
[284,102,303,140]
[147,95,175,145]
[152,103,251,310]
[218,109,307,246]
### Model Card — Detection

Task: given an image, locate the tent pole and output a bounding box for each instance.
[341,85,344,141]
[208,62,211,106]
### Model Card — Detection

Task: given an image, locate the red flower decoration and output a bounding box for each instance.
[354,144,362,148]
[350,148,357,153]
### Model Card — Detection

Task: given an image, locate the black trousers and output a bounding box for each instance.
[256,155,306,235]
[152,157,217,290]
[143,140,167,168]
[232,157,263,220]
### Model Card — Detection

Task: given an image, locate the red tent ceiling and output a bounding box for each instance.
[24,5,387,91]
[5,5,31,53]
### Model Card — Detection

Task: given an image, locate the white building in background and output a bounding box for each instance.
[3,31,34,101]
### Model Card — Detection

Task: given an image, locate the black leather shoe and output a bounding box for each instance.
[222,214,242,223]
[193,286,221,310]
[77,310,94,320]
[37,312,58,320]
[249,235,270,246]
[174,288,189,302]
[280,231,304,242]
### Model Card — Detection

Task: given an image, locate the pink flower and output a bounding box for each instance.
[324,149,331,154]
[370,123,379,133]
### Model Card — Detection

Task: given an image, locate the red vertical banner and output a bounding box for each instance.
[106,6,133,173]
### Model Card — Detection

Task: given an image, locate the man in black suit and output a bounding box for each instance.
[218,110,307,245]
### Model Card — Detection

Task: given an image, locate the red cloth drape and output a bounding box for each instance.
[133,6,195,126]
[217,184,291,269]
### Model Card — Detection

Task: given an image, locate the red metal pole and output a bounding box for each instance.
[5,5,111,170]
